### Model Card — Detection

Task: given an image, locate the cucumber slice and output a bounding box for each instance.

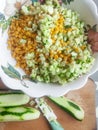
[49,96,84,121]
[0,106,40,122]
[0,91,30,107]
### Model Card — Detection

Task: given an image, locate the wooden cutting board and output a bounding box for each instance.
[0,78,97,130]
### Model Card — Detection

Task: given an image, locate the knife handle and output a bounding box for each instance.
[49,120,64,130]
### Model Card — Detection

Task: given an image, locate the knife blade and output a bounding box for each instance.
[35,98,64,130]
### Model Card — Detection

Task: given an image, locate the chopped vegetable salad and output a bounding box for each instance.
[8,0,94,84]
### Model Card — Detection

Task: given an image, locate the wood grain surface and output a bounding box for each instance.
[0,79,97,130]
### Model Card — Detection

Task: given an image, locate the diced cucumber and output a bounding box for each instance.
[0,106,40,122]
[0,91,30,107]
[49,96,84,121]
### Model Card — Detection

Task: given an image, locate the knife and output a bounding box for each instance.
[35,98,64,130]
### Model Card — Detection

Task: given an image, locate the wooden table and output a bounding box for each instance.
[0,78,97,130]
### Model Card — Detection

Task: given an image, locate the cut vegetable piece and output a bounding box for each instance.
[0,91,30,107]
[0,106,40,122]
[49,96,84,121]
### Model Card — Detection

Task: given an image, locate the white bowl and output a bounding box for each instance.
[0,0,98,97]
